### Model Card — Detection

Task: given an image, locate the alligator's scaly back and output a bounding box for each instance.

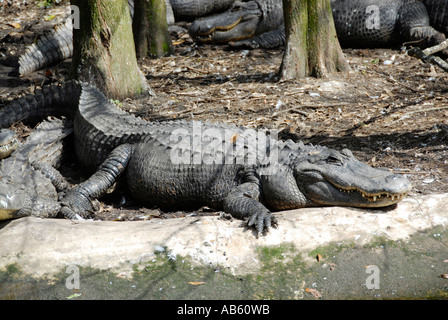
[74,83,154,170]
[170,0,235,20]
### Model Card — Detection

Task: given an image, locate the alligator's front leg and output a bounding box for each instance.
[60,144,133,219]
[223,181,278,237]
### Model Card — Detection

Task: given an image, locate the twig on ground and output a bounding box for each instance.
[408,46,448,73]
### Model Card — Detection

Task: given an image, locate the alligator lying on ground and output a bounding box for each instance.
[189,0,447,49]
[0,81,412,235]
[0,117,73,220]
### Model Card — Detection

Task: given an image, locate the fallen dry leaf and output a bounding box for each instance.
[305,287,322,299]
[8,22,21,29]
[230,132,239,144]
[188,281,205,286]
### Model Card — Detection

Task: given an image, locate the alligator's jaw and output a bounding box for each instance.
[294,149,412,208]
[322,180,409,207]
[0,184,24,220]
[189,1,262,44]
[0,129,19,159]
[302,176,411,208]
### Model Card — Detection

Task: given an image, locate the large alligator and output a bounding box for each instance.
[0,81,412,235]
[189,0,447,49]
[0,117,73,220]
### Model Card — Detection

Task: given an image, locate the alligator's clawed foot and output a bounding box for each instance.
[59,186,98,220]
[247,210,278,237]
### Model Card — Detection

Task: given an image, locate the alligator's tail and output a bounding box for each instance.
[18,18,73,76]
[0,80,81,129]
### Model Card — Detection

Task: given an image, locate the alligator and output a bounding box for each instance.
[0,117,73,220]
[0,81,412,235]
[16,0,236,76]
[189,0,447,49]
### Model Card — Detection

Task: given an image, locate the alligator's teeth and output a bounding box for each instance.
[373,196,377,201]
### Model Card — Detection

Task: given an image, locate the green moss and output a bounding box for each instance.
[309,241,356,260]
[4,263,22,276]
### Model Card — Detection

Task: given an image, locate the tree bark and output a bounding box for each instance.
[133,0,173,59]
[71,0,152,99]
[280,0,349,80]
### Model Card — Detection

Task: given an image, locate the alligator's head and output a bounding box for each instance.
[0,129,19,159]
[188,1,262,44]
[0,183,27,220]
[293,148,412,208]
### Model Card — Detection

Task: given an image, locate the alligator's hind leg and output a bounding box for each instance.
[399,1,446,47]
[223,181,278,237]
[60,144,133,219]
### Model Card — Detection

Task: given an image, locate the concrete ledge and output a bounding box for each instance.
[1,193,447,278]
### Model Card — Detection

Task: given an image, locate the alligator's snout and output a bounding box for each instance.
[189,1,262,43]
[0,129,19,159]
[294,149,412,208]
[0,184,25,220]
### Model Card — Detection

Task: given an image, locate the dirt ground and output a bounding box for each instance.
[1,0,447,221]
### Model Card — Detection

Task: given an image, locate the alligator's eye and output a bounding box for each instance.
[341,148,353,158]
[327,154,342,164]
[231,2,242,11]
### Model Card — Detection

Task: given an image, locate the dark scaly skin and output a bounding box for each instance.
[189,0,446,49]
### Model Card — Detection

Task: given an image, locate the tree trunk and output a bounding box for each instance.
[133,0,173,59]
[280,0,349,80]
[71,0,152,99]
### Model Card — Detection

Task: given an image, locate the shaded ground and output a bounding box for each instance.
[0,0,447,222]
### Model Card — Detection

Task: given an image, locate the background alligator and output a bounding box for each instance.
[16,0,448,75]
[0,117,73,220]
[189,0,447,49]
[17,0,236,76]
[0,81,412,235]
